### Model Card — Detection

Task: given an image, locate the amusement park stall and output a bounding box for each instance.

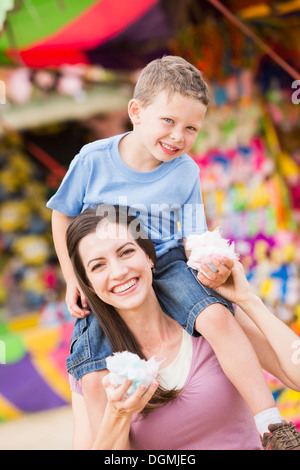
[0,0,299,429]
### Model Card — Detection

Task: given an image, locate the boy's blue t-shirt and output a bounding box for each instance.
[46,132,207,257]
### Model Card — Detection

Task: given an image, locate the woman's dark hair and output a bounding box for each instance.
[66,205,180,416]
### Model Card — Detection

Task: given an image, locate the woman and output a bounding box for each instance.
[66,207,300,450]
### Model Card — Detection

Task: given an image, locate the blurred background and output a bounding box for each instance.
[0,0,299,450]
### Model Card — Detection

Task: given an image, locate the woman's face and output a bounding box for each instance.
[78,222,154,311]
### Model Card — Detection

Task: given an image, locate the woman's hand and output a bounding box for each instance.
[91,374,159,450]
[102,374,159,418]
[198,258,255,305]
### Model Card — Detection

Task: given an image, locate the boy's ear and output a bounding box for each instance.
[128,99,142,125]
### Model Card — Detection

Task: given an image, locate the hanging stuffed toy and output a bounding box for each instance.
[186,227,239,277]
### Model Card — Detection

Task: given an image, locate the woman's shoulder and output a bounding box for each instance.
[189,335,222,374]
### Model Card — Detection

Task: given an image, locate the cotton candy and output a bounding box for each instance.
[186,228,238,274]
[106,351,162,396]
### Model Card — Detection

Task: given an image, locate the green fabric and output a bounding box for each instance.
[0,0,98,50]
[0,332,25,364]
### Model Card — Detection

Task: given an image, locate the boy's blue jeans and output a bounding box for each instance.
[66,246,233,379]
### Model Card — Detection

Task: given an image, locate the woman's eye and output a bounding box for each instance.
[164,118,174,124]
[121,249,134,257]
[91,263,104,271]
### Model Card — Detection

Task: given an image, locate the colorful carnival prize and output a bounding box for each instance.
[106,351,161,396]
[186,228,238,276]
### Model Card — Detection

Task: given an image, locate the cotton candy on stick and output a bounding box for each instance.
[106,351,162,396]
[186,228,238,278]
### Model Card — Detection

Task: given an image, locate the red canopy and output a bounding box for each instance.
[0,0,171,69]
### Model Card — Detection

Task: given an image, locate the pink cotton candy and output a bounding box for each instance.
[186,228,238,272]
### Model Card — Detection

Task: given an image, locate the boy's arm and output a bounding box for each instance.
[51,210,90,318]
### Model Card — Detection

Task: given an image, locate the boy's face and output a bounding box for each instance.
[130,90,207,167]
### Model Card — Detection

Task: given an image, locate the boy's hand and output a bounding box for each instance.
[196,257,234,289]
[66,282,91,318]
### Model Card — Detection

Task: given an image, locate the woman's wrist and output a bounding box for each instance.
[235,291,260,311]
[92,402,132,450]
[105,401,133,423]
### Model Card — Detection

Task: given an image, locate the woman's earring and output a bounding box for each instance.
[151,265,156,275]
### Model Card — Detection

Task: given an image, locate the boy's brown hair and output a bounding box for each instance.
[133,55,209,107]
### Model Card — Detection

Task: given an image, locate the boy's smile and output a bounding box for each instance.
[120,91,207,172]
[159,140,181,156]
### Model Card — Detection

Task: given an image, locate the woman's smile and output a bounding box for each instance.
[110,277,140,295]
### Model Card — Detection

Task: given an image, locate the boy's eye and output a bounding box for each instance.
[187,126,197,132]
[164,118,174,124]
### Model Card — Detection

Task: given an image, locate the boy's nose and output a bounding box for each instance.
[170,129,184,143]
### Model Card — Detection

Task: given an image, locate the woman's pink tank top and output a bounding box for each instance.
[130,336,263,450]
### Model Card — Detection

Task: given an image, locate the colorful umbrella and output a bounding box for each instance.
[0,0,172,69]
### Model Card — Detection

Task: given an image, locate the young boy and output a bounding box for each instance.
[47,56,288,448]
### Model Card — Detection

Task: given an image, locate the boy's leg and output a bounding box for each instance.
[66,313,112,379]
[194,303,276,417]
[153,245,235,335]
[196,306,291,441]
[154,246,283,436]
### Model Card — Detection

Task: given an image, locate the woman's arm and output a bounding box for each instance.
[73,370,132,450]
[234,301,300,392]
[198,259,300,392]
[73,372,159,450]
[91,376,159,450]
[91,389,133,450]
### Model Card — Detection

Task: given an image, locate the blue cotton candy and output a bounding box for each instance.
[106,351,161,396]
